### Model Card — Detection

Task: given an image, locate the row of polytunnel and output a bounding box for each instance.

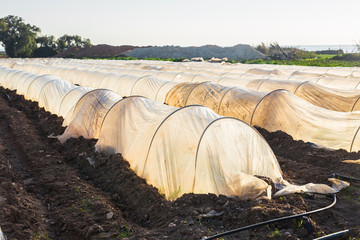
[1,58,357,200]
[5,60,360,152]
[0,65,290,200]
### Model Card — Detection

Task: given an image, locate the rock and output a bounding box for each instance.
[191,57,204,62]
[0,196,6,206]
[87,157,95,167]
[86,224,104,238]
[198,210,224,219]
[23,178,33,185]
[106,212,114,219]
[168,222,176,228]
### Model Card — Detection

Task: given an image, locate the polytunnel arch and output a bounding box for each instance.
[58,86,83,114]
[58,88,122,142]
[97,72,119,88]
[85,71,108,88]
[37,79,61,109]
[129,75,177,101]
[8,71,36,91]
[192,117,264,193]
[350,126,360,152]
[129,75,153,95]
[70,88,120,116]
[184,81,212,106]
[142,104,208,177]
[217,86,238,113]
[24,74,59,101]
[250,89,289,125]
[98,95,146,133]
[2,69,23,88]
[1,69,24,89]
[351,96,360,112]
[293,81,311,94]
[354,81,360,90]
[38,79,77,114]
[191,116,283,198]
[153,81,178,103]
[112,74,140,97]
[253,79,267,91]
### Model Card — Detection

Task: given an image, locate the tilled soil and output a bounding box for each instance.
[0,86,360,239]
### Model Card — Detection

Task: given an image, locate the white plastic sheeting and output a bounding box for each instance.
[7,61,360,151]
[6,58,360,90]
[0,66,286,200]
[94,96,283,199]
[58,89,122,142]
[165,82,360,151]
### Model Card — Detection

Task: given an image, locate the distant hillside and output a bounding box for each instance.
[55,44,140,58]
[127,44,265,60]
[55,44,265,60]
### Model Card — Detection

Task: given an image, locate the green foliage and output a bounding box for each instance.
[255,42,268,55]
[116,225,131,238]
[240,56,360,67]
[0,15,40,57]
[32,46,58,57]
[34,231,51,240]
[271,229,281,238]
[0,15,92,58]
[297,218,303,228]
[255,42,317,60]
[57,34,91,52]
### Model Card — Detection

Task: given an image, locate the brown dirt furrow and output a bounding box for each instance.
[0,92,141,239]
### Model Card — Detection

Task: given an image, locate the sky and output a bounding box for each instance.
[1,0,360,49]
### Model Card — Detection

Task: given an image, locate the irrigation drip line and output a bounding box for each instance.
[203,194,337,240]
[313,229,350,240]
[332,173,360,182]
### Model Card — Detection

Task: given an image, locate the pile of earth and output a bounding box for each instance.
[0,86,360,239]
[55,44,141,58]
[127,44,265,60]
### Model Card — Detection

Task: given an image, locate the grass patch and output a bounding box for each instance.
[80,51,360,68]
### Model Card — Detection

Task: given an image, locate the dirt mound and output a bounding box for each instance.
[0,87,360,239]
[55,44,140,58]
[127,44,266,60]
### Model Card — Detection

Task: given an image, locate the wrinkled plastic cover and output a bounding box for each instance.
[166,82,360,151]
[38,79,77,114]
[95,97,283,199]
[252,90,360,151]
[25,75,61,102]
[59,86,93,126]
[58,89,122,142]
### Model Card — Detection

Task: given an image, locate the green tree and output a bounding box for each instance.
[0,15,40,57]
[33,35,58,57]
[36,35,57,49]
[57,34,91,52]
[255,42,269,55]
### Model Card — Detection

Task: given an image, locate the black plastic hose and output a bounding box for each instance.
[313,229,350,240]
[203,194,337,240]
[332,173,360,182]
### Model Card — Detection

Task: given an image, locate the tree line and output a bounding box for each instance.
[0,15,91,58]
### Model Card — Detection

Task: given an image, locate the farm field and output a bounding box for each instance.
[1,86,360,239]
[1,60,360,239]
